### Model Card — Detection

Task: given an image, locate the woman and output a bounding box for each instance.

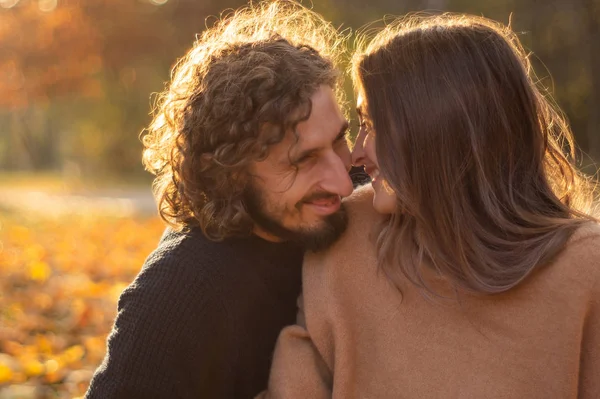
[259,14,600,398]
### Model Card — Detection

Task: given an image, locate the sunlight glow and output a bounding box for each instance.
[0,0,20,9]
[38,0,57,12]
[150,0,169,5]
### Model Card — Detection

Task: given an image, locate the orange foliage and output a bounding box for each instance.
[0,0,104,109]
[0,211,165,397]
[0,0,213,110]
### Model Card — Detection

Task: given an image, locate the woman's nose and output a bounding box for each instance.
[351,128,367,166]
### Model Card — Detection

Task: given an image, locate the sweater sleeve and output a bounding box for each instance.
[85,253,236,399]
[256,294,332,399]
[580,272,600,398]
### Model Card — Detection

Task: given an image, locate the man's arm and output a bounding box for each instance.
[85,257,235,399]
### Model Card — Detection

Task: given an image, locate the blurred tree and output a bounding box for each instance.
[0,0,102,170]
[0,0,246,176]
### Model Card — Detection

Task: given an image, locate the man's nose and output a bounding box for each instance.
[321,151,354,198]
[351,128,367,166]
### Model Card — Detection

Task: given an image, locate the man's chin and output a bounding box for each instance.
[251,207,348,252]
[243,184,349,252]
[290,206,349,252]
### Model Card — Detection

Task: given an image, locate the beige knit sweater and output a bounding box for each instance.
[258,184,600,399]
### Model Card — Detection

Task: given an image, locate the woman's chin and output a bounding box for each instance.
[372,191,396,215]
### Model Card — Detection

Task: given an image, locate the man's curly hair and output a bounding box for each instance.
[142,1,347,240]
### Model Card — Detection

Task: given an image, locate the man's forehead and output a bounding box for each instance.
[261,85,347,161]
[293,116,346,148]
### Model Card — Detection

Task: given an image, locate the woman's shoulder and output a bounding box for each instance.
[302,185,385,320]
[553,222,600,292]
[342,183,381,228]
[337,183,385,249]
[563,222,600,260]
[303,184,381,276]
[568,221,600,243]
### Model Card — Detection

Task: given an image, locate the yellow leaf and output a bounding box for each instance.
[28,260,51,281]
[22,358,44,377]
[62,345,85,364]
[0,363,13,384]
[36,334,53,355]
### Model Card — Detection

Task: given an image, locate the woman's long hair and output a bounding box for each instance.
[353,14,598,295]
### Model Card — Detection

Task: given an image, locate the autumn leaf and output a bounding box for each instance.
[0,208,164,397]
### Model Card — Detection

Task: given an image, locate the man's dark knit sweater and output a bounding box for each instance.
[85,227,303,399]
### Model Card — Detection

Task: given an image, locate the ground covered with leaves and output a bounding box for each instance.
[0,210,165,398]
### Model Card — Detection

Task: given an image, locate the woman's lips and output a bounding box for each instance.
[366,167,380,182]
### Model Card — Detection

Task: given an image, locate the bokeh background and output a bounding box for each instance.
[0,0,599,397]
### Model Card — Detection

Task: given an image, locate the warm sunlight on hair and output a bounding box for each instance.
[352,13,599,296]
[142,1,348,238]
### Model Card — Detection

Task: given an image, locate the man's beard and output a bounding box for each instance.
[243,183,348,252]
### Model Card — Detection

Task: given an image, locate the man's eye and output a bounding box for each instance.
[296,154,314,164]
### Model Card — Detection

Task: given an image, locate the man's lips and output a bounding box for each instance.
[303,196,341,215]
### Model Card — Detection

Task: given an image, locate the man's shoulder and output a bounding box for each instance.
[86,229,240,399]
[141,227,238,277]
[122,227,234,308]
[150,226,216,262]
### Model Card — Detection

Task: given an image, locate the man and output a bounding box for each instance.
[85,1,354,398]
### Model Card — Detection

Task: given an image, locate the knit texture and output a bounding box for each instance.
[85,227,303,399]
[260,184,600,398]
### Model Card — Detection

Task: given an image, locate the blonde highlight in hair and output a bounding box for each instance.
[142,1,348,239]
[353,14,598,295]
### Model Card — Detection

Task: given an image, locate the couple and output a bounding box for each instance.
[86,1,600,398]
